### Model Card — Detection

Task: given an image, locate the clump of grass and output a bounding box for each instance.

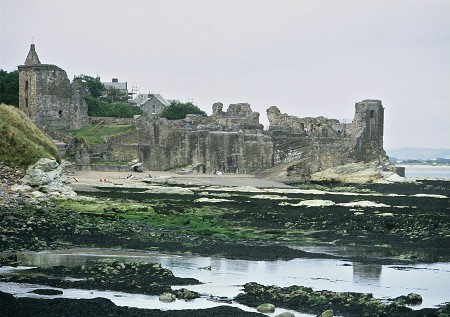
[0,104,59,169]
[68,123,135,145]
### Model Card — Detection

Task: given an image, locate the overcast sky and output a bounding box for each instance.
[1,0,449,149]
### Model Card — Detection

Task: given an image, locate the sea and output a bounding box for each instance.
[402,165,450,180]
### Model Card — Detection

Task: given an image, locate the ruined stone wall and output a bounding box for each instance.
[347,99,385,162]
[18,67,88,132]
[266,100,386,181]
[200,102,263,131]
[18,44,88,133]
[19,44,390,180]
[89,117,139,125]
[76,100,384,178]
[98,115,272,174]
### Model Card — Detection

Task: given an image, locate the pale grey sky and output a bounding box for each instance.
[1,0,449,149]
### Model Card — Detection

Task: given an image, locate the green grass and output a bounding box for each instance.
[68,123,135,145]
[0,104,59,169]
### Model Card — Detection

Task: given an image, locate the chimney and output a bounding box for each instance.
[112,78,118,83]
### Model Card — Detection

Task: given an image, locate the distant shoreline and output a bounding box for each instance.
[395,164,450,180]
[396,164,450,169]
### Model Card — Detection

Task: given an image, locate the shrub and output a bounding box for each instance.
[86,96,143,118]
[160,101,207,120]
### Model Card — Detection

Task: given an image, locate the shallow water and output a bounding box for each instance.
[404,165,450,179]
[1,248,449,315]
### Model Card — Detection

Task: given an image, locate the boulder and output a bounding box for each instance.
[406,293,423,305]
[159,292,176,303]
[20,158,76,198]
[310,162,383,183]
[175,288,199,300]
[21,158,62,186]
[131,162,144,172]
[257,303,276,313]
[317,309,334,317]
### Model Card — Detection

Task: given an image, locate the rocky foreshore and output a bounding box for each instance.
[0,291,265,317]
[0,164,26,208]
[235,282,450,317]
[1,160,450,317]
[1,260,201,299]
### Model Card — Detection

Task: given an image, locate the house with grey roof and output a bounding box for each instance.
[103,78,128,92]
[133,93,170,117]
[102,78,131,102]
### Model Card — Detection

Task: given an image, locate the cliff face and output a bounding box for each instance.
[79,105,274,174]
[70,100,388,183]
[260,99,388,182]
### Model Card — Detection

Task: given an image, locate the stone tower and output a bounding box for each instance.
[18,44,88,133]
[350,99,385,161]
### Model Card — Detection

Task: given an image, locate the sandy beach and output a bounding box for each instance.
[70,170,291,190]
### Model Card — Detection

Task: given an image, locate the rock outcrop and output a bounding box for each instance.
[309,160,411,184]
[10,158,76,201]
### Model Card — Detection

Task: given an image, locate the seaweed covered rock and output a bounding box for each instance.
[256,303,275,313]
[2,260,201,296]
[159,292,176,302]
[235,283,433,317]
[392,293,423,305]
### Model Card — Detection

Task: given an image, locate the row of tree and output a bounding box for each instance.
[0,70,19,106]
[0,70,207,120]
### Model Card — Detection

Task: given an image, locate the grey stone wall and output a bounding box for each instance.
[18,45,88,133]
[266,100,386,181]
[18,45,389,180]
[86,110,273,174]
[348,99,385,162]
[69,100,385,179]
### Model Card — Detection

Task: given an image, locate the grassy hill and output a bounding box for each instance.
[0,104,59,169]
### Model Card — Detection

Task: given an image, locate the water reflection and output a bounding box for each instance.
[18,252,87,267]
[6,248,450,309]
[353,263,381,285]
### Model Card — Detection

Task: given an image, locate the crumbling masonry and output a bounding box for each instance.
[18,44,388,182]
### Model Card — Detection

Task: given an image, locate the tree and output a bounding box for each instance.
[80,75,105,98]
[160,101,207,120]
[104,86,129,103]
[0,69,19,106]
[85,96,143,118]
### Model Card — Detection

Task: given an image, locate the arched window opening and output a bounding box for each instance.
[59,110,63,117]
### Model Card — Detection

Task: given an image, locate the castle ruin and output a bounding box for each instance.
[18,44,89,134]
[18,44,389,182]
